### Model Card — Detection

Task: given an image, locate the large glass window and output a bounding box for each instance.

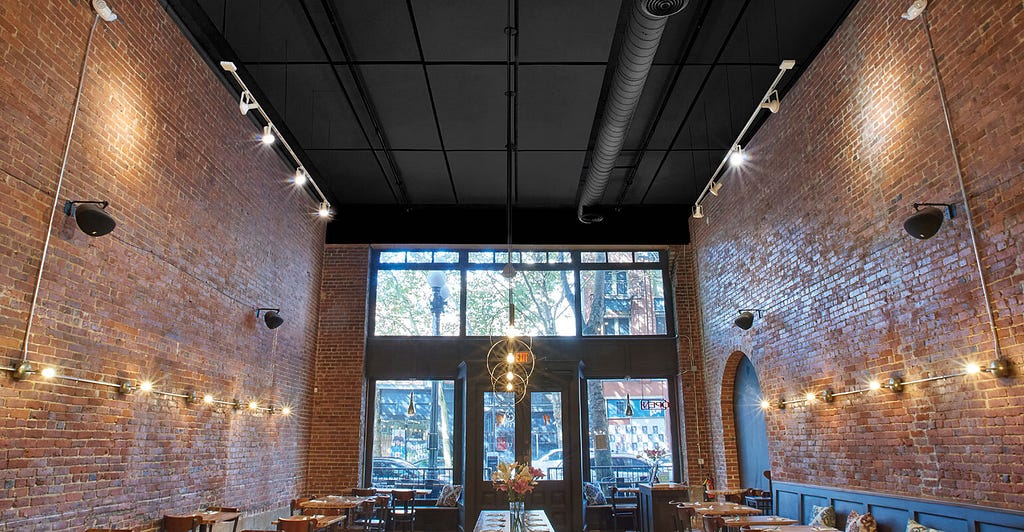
[586,379,674,492]
[531,391,564,480]
[372,380,455,498]
[483,392,515,479]
[372,248,669,337]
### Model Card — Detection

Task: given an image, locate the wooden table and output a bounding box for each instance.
[707,488,747,501]
[300,495,377,511]
[373,487,432,497]
[678,501,762,517]
[272,514,345,531]
[196,510,242,532]
[723,515,798,528]
[741,526,839,532]
[474,509,553,532]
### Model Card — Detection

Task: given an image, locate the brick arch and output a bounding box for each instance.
[718,350,749,488]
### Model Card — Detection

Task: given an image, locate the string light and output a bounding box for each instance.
[218,61,332,219]
[0,364,294,416]
[765,359,1011,411]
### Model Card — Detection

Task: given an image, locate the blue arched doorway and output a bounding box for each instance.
[733,355,770,491]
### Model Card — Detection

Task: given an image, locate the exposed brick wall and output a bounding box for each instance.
[690,0,1023,509]
[0,1,324,529]
[308,244,370,494]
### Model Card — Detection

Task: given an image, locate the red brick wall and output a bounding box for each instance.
[690,0,1023,509]
[0,1,324,529]
[308,244,370,493]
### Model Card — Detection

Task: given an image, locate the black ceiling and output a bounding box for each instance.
[166,0,857,245]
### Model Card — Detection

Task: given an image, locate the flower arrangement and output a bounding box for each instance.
[491,461,545,502]
[637,447,669,464]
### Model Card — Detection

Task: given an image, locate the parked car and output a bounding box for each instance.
[532,448,564,479]
[371,456,419,485]
[535,452,656,485]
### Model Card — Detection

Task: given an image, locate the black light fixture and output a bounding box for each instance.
[406,391,416,416]
[624,393,634,417]
[64,200,116,236]
[255,307,284,329]
[734,309,765,330]
[903,202,956,240]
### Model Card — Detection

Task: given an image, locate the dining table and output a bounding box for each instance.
[300,495,377,526]
[271,513,346,531]
[723,515,798,528]
[196,509,242,532]
[742,526,839,532]
[678,501,763,516]
[474,509,553,532]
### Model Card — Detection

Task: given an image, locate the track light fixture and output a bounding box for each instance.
[903,202,955,240]
[728,145,746,168]
[255,307,284,329]
[317,201,332,219]
[692,204,704,219]
[64,200,116,237]
[759,90,780,113]
[260,125,276,145]
[238,91,258,115]
[734,309,764,330]
[294,167,308,186]
[709,181,723,196]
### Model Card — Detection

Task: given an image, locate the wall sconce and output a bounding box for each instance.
[255,308,284,329]
[903,202,955,240]
[819,389,834,403]
[64,200,116,237]
[118,380,134,395]
[11,361,34,380]
[185,390,199,405]
[734,309,765,330]
[885,377,904,392]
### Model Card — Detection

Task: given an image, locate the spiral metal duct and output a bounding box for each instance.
[577,0,688,223]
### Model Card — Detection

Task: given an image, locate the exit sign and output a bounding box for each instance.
[641,399,669,410]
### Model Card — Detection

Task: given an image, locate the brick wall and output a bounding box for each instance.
[308,244,370,493]
[690,0,1023,509]
[0,1,324,529]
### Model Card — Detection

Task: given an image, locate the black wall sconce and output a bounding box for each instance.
[903,202,955,240]
[255,307,284,329]
[64,200,116,237]
[734,309,765,330]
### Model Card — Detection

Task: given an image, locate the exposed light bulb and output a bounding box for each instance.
[728,146,746,167]
[203,394,214,404]
[804,392,816,402]
[249,401,259,410]
[41,367,57,379]
[505,382,513,391]
[505,352,515,364]
[965,363,981,375]
[281,406,292,416]
[294,167,308,186]
[868,381,881,391]
[759,399,770,410]
[506,371,514,381]
[261,125,276,145]
[140,381,153,392]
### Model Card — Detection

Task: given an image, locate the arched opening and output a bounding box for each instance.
[733,355,770,492]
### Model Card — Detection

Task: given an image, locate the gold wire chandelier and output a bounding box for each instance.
[486,0,535,406]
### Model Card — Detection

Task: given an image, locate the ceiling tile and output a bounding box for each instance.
[328,0,419,61]
[518,0,621,62]
[309,150,393,204]
[447,151,506,204]
[428,66,506,150]
[518,65,605,150]
[392,151,455,204]
[219,0,328,62]
[410,1,506,61]
[357,66,440,150]
[518,151,587,206]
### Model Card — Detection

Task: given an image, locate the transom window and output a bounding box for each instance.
[371,248,670,337]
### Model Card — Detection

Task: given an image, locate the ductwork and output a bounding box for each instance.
[578,0,689,223]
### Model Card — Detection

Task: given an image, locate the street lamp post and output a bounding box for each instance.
[425,272,448,491]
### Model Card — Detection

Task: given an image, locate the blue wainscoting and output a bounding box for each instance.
[773,481,1024,532]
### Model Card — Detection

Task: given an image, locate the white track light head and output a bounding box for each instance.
[91,0,117,22]
[261,125,276,145]
[239,92,258,115]
[902,0,927,20]
[759,91,780,113]
[709,181,723,196]
[728,145,746,167]
[692,204,704,219]
[294,167,308,186]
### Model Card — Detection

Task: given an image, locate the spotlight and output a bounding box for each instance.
[203,394,214,404]
[294,167,308,186]
[868,380,881,391]
[317,201,332,219]
[261,125,276,145]
[692,204,704,219]
[239,91,258,115]
[281,406,292,416]
[91,0,117,22]
[733,309,764,330]
[759,399,771,410]
[255,308,284,329]
[903,202,955,240]
[709,181,723,196]
[965,362,981,375]
[804,392,816,403]
[759,90,780,113]
[728,145,746,167]
[63,200,116,237]
[248,400,259,410]
[140,381,153,392]
[41,367,56,379]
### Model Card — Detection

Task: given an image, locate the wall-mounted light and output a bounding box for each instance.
[294,167,308,186]
[64,200,116,237]
[260,125,276,145]
[734,309,765,331]
[692,204,705,219]
[759,90,780,113]
[819,389,834,403]
[256,308,284,329]
[904,202,955,240]
[728,145,746,168]
[709,181,723,197]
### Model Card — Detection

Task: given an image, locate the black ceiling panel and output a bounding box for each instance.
[167,0,859,244]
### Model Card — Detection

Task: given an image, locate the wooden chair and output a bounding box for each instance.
[353,487,377,496]
[276,516,316,532]
[723,492,744,504]
[162,514,202,532]
[354,495,390,531]
[702,515,726,532]
[389,489,417,532]
[207,506,241,532]
[290,497,311,515]
[673,505,695,532]
[608,486,637,532]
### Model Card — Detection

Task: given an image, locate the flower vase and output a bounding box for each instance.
[509,500,525,532]
[649,462,660,484]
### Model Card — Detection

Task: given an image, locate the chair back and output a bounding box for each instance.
[289,497,310,515]
[162,514,202,532]
[702,515,726,532]
[674,505,695,532]
[723,492,744,504]
[276,516,316,532]
[353,487,377,496]
[390,489,417,524]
